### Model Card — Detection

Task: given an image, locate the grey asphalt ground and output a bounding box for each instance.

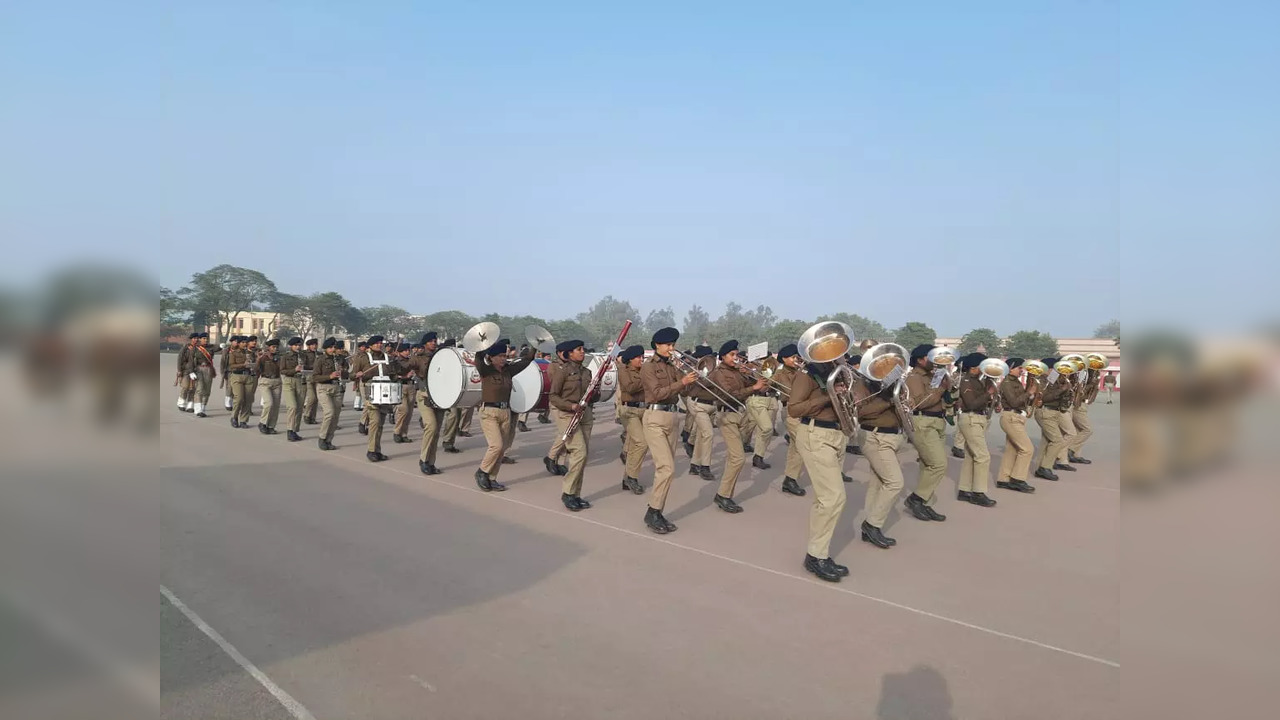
[159,354,1119,719]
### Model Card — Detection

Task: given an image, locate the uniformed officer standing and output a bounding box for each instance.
[334,340,350,409]
[404,333,443,475]
[1103,371,1117,403]
[901,345,950,522]
[392,342,416,443]
[548,339,597,511]
[312,337,342,450]
[352,340,368,412]
[743,357,777,471]
[788,357,852,582]
[615,345,648,495]
[474,340,534,492]
[1063,368,1096,465]
[850,371,907,549]
[541,346,571,477]
[176,333,197,412]
[226,338,251,428]
[255,339,283,435]
[301,338,319,423]
[955,353,997,507]
[1032,358,1072,480]
[994,358,1037,493]
[640,328,699,534]
[238,335,260,427]
[280,337,305,441]
[349,335,397,462]
[769,345,807,497]
[706,341,768,514]
[185,332,218,417]
[683,345,718,481]
[220,336,237,411]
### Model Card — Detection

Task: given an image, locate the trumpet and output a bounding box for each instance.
[669,349,747,412]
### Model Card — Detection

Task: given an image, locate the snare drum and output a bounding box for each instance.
[367,378,402,406]
[427,347,483,409]
[511,359,552,413]
[586,354,617,404]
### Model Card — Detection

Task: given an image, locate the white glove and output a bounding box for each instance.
[930,368,946,388]
[883,366,905,386]
[189,373,197,380]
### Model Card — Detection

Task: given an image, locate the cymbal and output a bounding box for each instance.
[525,324,556,354]
[462,322,501,353]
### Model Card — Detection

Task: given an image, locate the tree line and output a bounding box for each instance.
[163,264,1119,360]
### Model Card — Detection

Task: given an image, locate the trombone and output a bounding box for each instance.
[738,357,791,400]
[670,349,747,412]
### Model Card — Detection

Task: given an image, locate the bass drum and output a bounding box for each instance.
[586,354,617,404]
[511,359,552,414]
[427,347,483,409]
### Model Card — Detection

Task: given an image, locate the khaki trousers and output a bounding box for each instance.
[863,429,906,528]
[796,423,847,559]
[997,411,1034,482]
[259,377,282,429]
[282,376,303,432]
[416,395,444,465]
[229,374,248,422]
[620,405,649,479]
[1068,404,1093,455]
[303,376,318,421]
[1033,408,1068,470]
[394,385,416,436]
[317,383,340,442]
[195,366,213,403]
[783,416,805,480]
[363,386,387,453]
[239,375,258,424]
[1055,409,1078,464]
[953,426,967,452]
[957,413,992,493]
[480,407,514,477]
[688,401,715,466]
[910,415,948,502]
[682,398,695,436]
[745,396,775,458]
[178,374,193,405]
[555,408,593,495]
[643,409,680,510]
[460,406,474,433]
[717,410,747,498]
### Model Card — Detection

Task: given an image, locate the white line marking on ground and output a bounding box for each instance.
[408,674,436,692]
[190,415,1120,669]
[160,585,318,720]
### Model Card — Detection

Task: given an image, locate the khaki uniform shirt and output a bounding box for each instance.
[476,351,533,404]
[281,349,303,377]
[706,363,758,409]
[617,364,644,403]
[787,370,837,423]
[905,366,947,413]
[640,355,686,405]
[550,359,594,412]
[1001,375,1032,412]
[958,375,994,414]
[313,352,340,384]
[851,379,899,428]
[257,350,282,379]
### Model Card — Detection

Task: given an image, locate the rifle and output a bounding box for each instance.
[556,320,632,447]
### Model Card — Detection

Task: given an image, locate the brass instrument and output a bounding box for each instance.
[857,342,915,443]
[978,357,1010,412]
[797,321,861,436]
[1023,359,1049,406]
[669,349,746,412]
[737,357,791,399]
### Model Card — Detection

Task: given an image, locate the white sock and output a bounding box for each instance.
[177,397,185,407]
[185,401,194,410]
[224,398,232,410]
[194,403,203,414]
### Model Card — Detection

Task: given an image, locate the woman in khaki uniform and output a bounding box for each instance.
[995,358,1037,493]
[473,340,534,492]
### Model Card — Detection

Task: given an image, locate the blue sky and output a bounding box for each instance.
[2,1,1275,336]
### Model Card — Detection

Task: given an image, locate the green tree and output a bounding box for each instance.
[641,307,677,344]
[576,296,640,350]
[546,319,591,347]
[418,310,477,342]
[278,291,362,340]
[1094,319,1120,340]
[958,327,1004,355]
[827,312,891,345]
[893,321,937,349]
[764,319,810,353]
[361,305,418,341]
[160,286,187,337]
[682,304,711,346]
[177,264,278,340]
[1003,330,1060,360]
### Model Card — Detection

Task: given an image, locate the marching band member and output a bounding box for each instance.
[680,344,711,456]
[352,340,368,411]
[439,339,464,454]
[350,335,396,462]
[706,341,767,513]
[240,336,260,426]
[404,332,444,475]
[312,337,343,450]
[184,332,217,417]
[227,336,252,428]
[255,338,283,435]
[301,337,320,424]
[641,328,698,534]
[684,345,718,481]
[955,353,997,507]
[788,353,851,581]
[474,340,534,492]
[1064,368,1096,465]
[845,354,864,455]
[616,345,648,495]
[995,358,1036,493]
[770,345,807,497]
[548,339,596,511]
[334,340,350,409]
[902,345,950,522]
[541,344,574,477]
[220,335,238,412]
[176,332,197,412]
[1033,358,1071,481]
[280,337,305,441]
[392,342,416,443]
[743,358,776,470]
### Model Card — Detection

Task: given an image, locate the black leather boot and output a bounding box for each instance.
[967,492,997,507]
[622,476,644,494]
[562,493,584,512]
[804,554,843,582]
[287,430,301,442]
[1053,462,1077,472]
[752,455,771,470]
[904,493,934,521]
[861,522,896,548]
[543,456,559,476]
[781,477,805,496]
[714,495,743,514]
[743,443,754,454]
[1068,451,1092,464]
[475,469,492,491]
[997,478,1036,493]
[951,447,965,459]
[697,466,715,481]
[517,421,530,432]
[645,507,672,534]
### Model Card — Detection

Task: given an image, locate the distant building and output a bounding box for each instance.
[202,310,286,343]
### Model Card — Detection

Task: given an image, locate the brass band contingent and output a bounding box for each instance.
[175,319,1107,585]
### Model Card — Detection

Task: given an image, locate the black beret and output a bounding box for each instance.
[199,332,209,338]
[718,340,739,357]
[777,343,799,360]
[621,345,645,362]
[651,327,680,346]
[397,342,411,352]
[693,345,714,359]
[305,338,318,346]
[486,340,509,356]
[322,337,337,349]
[367,335,385,345]
[288,337,302,346]
[1042,357,1059,366]
[421,332,437,344]
[960,352,987,370]
[849,354,863,365]
[556,339,585,354]
[500,338,511,346]
[188,332,199,339]
[247,335,258,342]
[1007,357,1025,369]
[335,340,345,349]
[910,344,936,363]
[265,338,280,347]
[411,343,423,350]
